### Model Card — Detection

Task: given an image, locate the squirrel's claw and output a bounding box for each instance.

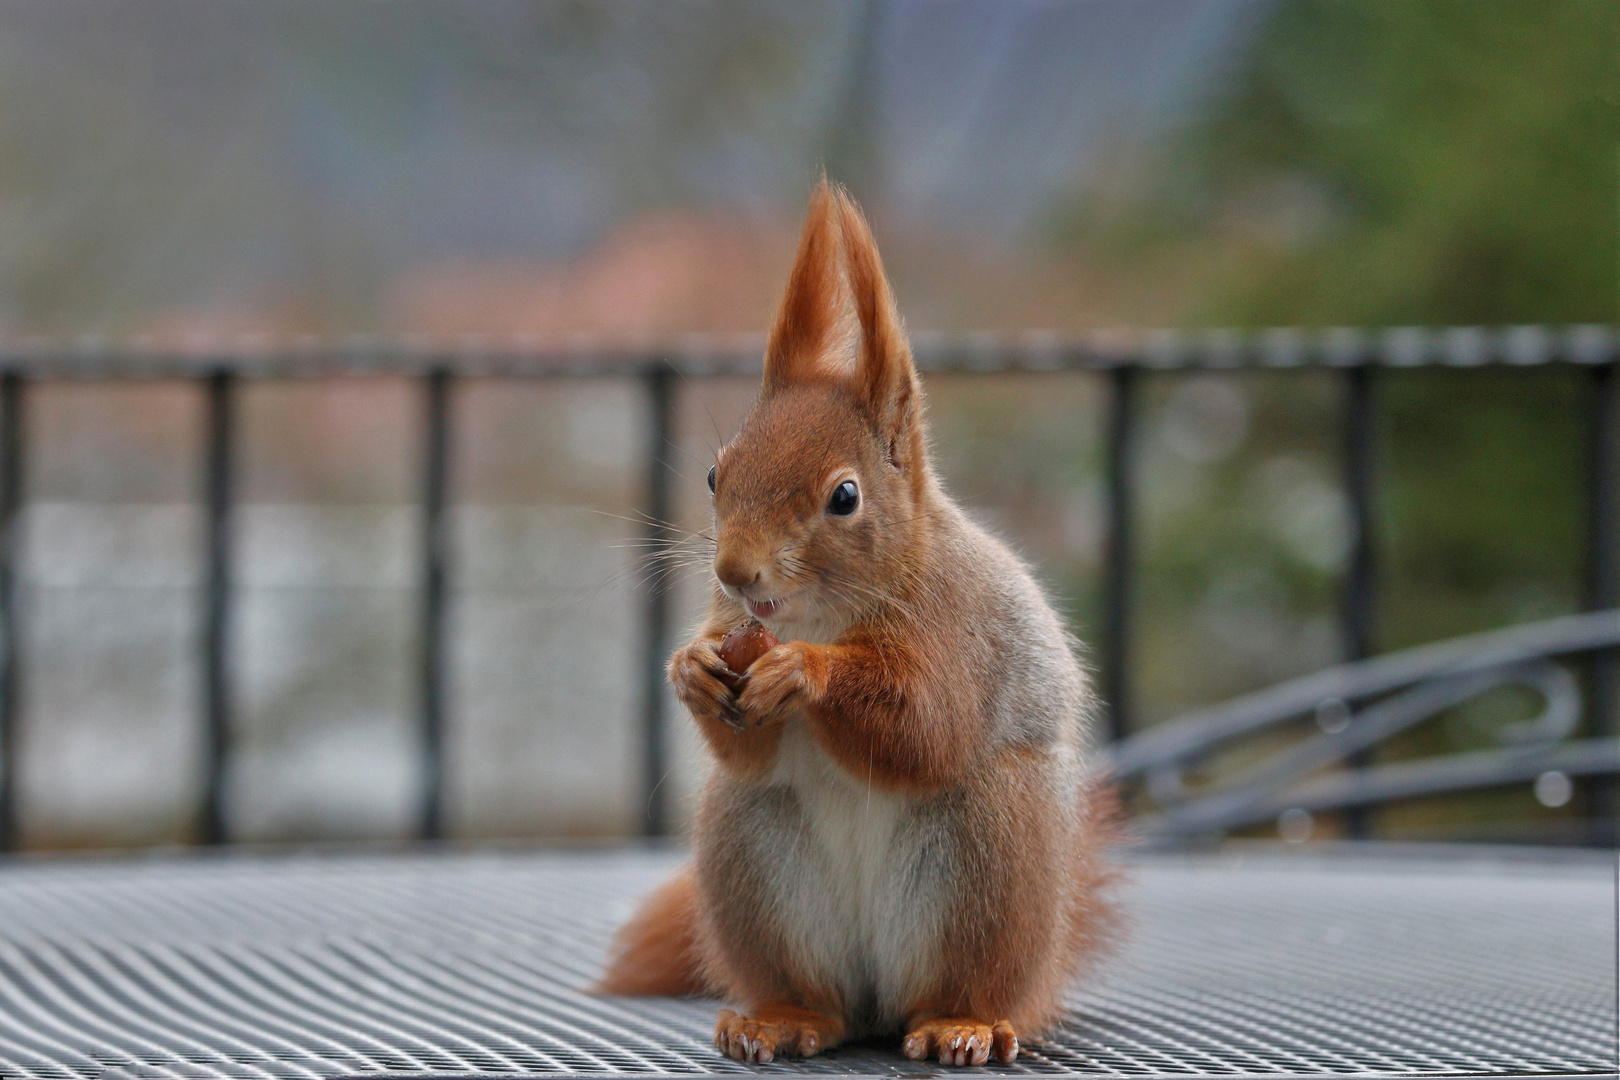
[669,640,741,731]
[718,687,748,731]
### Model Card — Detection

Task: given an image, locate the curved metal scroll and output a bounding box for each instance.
[1103,610,1620,841]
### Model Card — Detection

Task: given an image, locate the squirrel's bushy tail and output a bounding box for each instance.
[597,863,708,997]
[1069,777,1129,965]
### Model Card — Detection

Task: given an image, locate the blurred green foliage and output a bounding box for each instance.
[1210,1,1615,325]
[1130,371,1344,724]
[1066,0,1617,326]
[1382,370,1588,651]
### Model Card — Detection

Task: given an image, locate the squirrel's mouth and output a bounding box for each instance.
[743,596,786,621]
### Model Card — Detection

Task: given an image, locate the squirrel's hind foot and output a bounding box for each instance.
[713,1006,845,1063]
[902,1018,1019,1066]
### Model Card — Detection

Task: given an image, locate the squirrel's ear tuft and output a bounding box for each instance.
[763,177,851,395]
[836,187,920,462]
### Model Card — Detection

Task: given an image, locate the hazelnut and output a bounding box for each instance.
[715,619,779,691]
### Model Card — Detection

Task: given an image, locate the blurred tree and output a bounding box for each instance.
[1205,0,1616,326]
[1063,0,1617,327]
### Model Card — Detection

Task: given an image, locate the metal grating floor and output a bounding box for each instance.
[0,846,1612,1080]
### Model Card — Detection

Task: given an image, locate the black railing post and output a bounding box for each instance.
[640,364,677,837]
[1341,365,1378,665]
[1101,365,1137,744]
[1584,360,1616,829]
[200,369,235,846]
[0,374,24,853]
[418,367,453,842]
[1340,363,1378,839]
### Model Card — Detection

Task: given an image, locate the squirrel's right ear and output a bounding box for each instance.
[762,178,849,395]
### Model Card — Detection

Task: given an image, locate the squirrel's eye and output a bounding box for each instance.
[707,466,716,494]
[827,479,859,516]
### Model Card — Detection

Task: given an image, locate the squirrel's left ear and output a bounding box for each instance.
[835,190,922,473]
[762,178,848,396]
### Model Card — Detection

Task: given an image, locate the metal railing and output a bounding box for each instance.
[1108,609,1620,843]
[0,324,1612,849]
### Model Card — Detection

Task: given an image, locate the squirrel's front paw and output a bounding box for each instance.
[735,641,823,724]
[669,639,744,729]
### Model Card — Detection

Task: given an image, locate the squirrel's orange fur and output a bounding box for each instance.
[598,180,1119,1066]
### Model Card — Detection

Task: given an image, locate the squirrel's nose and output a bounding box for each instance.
[714,552,759,591]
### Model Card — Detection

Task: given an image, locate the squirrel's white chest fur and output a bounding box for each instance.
[764,722,945,1028]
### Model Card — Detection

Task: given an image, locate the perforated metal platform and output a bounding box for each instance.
[0,847,1612,1080]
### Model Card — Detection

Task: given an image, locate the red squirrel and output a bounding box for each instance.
[599,179,1118,1067]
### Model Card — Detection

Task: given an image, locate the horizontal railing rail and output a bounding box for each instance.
[0,325,1611,850]
[0,323,1612,377]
